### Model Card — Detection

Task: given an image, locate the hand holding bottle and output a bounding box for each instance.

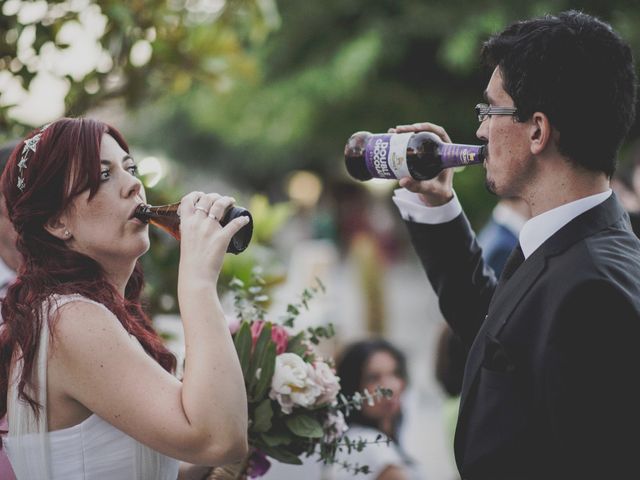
[391,122,456,207]
[176,192,251,285]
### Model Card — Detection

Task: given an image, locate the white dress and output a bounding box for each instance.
[4,294,180,480]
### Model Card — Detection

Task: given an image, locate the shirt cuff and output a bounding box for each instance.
[392,188,462,224]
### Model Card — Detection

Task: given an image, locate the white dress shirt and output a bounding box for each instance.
[392,188,612,259]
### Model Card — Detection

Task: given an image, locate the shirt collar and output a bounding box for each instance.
[519,189,612,259]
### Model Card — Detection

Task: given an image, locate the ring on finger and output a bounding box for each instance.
[195,206,209,214]
[208,213,219,222]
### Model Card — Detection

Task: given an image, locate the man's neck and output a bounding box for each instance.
[523,164,610,217]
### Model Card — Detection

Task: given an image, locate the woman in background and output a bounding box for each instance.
[335,339,423,480]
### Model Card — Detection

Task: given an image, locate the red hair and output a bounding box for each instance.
[0,118,176,437]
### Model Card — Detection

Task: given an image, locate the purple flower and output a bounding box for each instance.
[247,449,271,478]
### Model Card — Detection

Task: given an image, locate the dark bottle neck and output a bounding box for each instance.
[133,202,180,221]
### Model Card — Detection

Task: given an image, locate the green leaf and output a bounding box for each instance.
[233,321,252,378]
[252,398,273,433]
[247,322,274,398]
[253,341,277,400]
[259,444,303,465]
[285,331,307,357]
[260,430,293,447]
[285,414,323,438]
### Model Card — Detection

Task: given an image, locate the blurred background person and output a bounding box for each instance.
[476,198,530,274]
[612,140,640,237]
[0,140,21,299]
[334,339,426,480]
[0,140,19,480]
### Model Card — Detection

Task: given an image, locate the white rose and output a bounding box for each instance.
[269,353,322,414]
[311,361,341,406]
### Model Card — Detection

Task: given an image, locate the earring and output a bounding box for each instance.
[64,229,71,238]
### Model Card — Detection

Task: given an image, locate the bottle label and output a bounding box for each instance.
[364,133,412,179]
[440,144,484,169]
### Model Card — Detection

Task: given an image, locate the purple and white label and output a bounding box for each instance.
[440,144,484,169]
[364,133,412,179]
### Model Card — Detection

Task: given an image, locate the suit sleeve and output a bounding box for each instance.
[406,212,497,349]
[544,279,640,477]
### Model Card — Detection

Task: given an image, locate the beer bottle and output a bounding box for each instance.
[344,131,485,181]
[133,202,253,254]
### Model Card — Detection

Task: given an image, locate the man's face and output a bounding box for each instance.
[476,67,536,197]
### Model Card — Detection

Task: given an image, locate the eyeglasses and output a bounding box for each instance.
[475,103,518,123]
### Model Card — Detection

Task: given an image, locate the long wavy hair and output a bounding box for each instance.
[0,118,176,438]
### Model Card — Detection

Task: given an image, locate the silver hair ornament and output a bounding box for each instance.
[17,123,51,192]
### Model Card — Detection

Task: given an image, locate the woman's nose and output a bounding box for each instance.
[124,174,143,199]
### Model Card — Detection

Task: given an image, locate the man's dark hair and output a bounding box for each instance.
[481,10,637,176]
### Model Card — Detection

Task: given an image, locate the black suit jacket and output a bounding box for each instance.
[407,194,640,479]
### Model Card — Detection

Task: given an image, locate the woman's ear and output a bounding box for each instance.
[529,111,553,155]
[45,217,72,241]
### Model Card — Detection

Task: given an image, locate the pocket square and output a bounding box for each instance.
[484,334,516,373]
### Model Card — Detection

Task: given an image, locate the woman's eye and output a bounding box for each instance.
[100,170,110,181]
[127,165,139,176]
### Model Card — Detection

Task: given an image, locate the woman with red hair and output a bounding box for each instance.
[0,118,249,479]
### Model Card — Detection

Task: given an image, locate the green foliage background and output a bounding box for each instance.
[4,0,640,313]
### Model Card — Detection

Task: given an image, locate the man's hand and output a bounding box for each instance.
[391,122,455,206]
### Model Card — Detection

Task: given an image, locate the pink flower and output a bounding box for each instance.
[250,321,289,355]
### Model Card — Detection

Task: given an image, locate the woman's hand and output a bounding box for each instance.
[177,192,250,284]
[391,122,455,207]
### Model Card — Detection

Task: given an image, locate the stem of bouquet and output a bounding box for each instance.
[206,450,251,480]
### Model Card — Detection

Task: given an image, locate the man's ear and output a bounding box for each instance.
[529,111,553,155]
[45,216,72,241]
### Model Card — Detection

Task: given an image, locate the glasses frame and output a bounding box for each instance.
[475,103,518,123]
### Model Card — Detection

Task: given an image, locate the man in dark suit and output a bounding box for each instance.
[391,11,640,479]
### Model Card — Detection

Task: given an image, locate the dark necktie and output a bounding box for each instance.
[498,244,525,286]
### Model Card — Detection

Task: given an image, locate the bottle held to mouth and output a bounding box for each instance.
[344,131,486,181]
[133,201,253,254]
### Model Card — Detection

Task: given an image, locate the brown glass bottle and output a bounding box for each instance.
[133,202,253,254]
[344,131,486,181]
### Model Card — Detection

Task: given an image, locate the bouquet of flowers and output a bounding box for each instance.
[210,271,391,479]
